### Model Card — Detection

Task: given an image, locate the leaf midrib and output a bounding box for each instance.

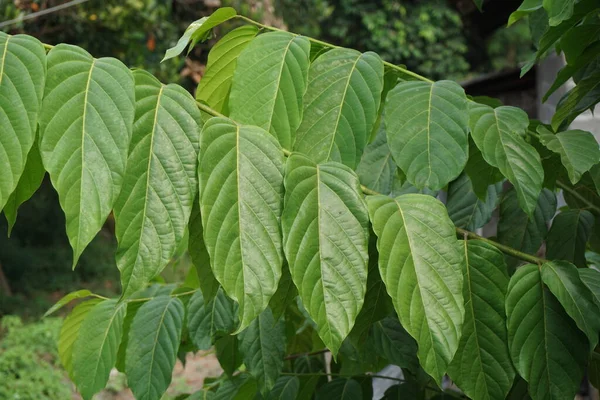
[316,165,334,344]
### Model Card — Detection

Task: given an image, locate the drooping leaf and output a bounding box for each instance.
[356,119,396,194]
[269,264,297,322]
[541,260,600,351]
[469,103,543,216]
[229,31,310,149]
[370,316,419,372]
[114,70,200,297]
[0,33,46,212]
[316,378,362,400]
[267,376,300,400]
[552,70,600,130]
[506,264,589,400]
[538,126,600,184]
[72,299,127,400]
[125,296,184,400]
[546,209,594,267]
[196,25,259,114]
[215,334,243,377]
[39,44,135,267]
[58,299,102,379]
[366,194,464,385]
[580,267,600,306]
[560,23,600,64]
[508,0,543,26]
[446,173,502,231]
[239,308,286,394]
[199,117,284,331]
[188,198,219,301]
[281,154,369,356]
[293,48,384,169]
[115,301,144,373]
[447,240,515,400]
[187,287,237,350]
[543,0,575,26]
[464,139,504,200]
[44,289,93,317]
[4,141,45,234]
[384,80,468,190]
[162,7,237,61]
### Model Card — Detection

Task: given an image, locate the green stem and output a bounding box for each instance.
[556,180,600,214]
[126,289,198,303]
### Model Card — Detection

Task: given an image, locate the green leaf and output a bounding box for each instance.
[3,142,44,234]
[541,260,600,350]
[384,80,468,190]
[356,119,395,194]
[187,287,236,350]
[199,117,284,331]
[506,264,589,400]
[269,264,297,322]
[281,154,369,356]
[188,390,216,400]
[72,299,127,400]
[507,377,532,400]
[214,374,258,400]
[580,268,600,306]
[294,49,384,169]
[538,127,600,184]
[58,298,102,379]
[267,376,300,400]
[39,44,135,267]
[366,194,464,385]
[44,289,93,317]
[196,25,259,114]
[316,378,362,400]
[239,308,286,394]
[544,42,600,101]
[447,240,515,400]
[189,198,219,301]
[552,70,600,130]
[508,0,543,26]
[215,335,243,377]
[469,104,543,216]
[472,0,484,11]
[560,24,600,64]
[370,316,419,371]
[0,33,46,212]
[126,296,184,400]
[546,210,594,267]
[114,70,201,298]
[369,68,401,143]
[464,139,504,200]
[115,301,144,372]
[446,173,502,231]
[229,31,310,149]
[162,7,237,61]
[543,0,575,26]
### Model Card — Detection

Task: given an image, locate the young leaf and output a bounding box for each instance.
[506,264,588,400]
[464,139,504,200]
[58,298,102,379]
[546,210,594,267]
[126,296,185,400]
[39,44,135,267]
[114,70,200,297]
[72,299,127,400]
[446,173,502,231]
[162,7,237,61]
[384,80,469,190]
[267,376,300,400]
[356,120,396,194]
[541,260,600,350]
[281,154,369,356]
[239,308,286,394]
[199,117,284,331]
[44,289,93,317]
[580,268,600,306]
[316,378,362,400]
[447,240,515,400]
[196,25,259,114]
[229,31,310,149]
[187,287,236,350]
[293,49,384,169]
[366,194,464,385]
[469,103,543,216]
[370,316,419,372]
[0,33,46,212]
[538,127,600,184]
[189,198,219,301]
[543,0,575,26]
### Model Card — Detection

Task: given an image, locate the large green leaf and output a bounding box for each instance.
[464,138,504,200]
[72,299,127,400]
[239,308,286,394]
[293,49,384,169]
[58,298,102,379]
[187,287,236,350]
[543,0,575,26]
[229,31,310,149]
[188,199,219,301]
[506,264,589,400]
[546,210,594,267]
[267,376,300,400]
[316,378,362,400]
[366,194,464,385]
[281,154,369,355]
[469,103,543,216]
[580,267,600,306]
[199,117,284,331]
[39,44,135,267]
[370,316,419,371]
[384,80,468,190]
[125,296,184,400]
[538,127,600,184]
[114,70,200,297]
[196,25,258,114]
[446,173,502,231]
[541,260,600,350]
[356,119,396,194]
[447,240,514,400]
[0,33,45,212]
